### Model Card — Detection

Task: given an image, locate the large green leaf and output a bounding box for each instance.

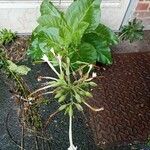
[39,27,63,46]
[71,22,89,45]
[71,42,97,64]
[84,0,101,32]
[37,11,69,39]
[27,37,43,60]
[39,0,72,45]
[96,46,112,64]
[37,15,62,28]
[82,33,113,64]
[28,27,63,60]
[81,24,119,64]
[65,0,101,32]
[40,0,62,17]
[28,0,73,60]
[94,23,119,46]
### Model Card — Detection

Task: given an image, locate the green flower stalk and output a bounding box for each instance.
[42,54,60,76]
[56,54,63,74]
[30,49,104,149]
[68,108,77,150]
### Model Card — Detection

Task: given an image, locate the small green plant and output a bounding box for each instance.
[0,28,16,45]
[27,0,109,149]
[0,49,44,130]
[0,49,30,76]
[28,0,118,66]
[120,18,144,43]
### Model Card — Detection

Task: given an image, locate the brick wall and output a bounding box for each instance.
[135,0,150,29]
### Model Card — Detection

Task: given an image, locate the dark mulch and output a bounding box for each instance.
[0,36,29,62]
[87,52,150,149]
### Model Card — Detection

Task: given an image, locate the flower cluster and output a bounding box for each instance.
[29,48,104,150]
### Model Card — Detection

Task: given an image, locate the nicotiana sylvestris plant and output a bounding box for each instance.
[29,48,104,150]
[28,0,119,66]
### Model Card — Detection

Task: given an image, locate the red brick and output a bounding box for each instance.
[136,3,149,11]
[135,12,150,18]
[141,18,150,27]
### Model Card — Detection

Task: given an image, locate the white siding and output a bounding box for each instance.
[0,0,134,33]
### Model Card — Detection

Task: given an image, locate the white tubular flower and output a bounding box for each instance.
[87,64,93,74]
[92,72,97,78]
[57,54,63,74]
[29,102,32,105]
[39,76,58,81]
[29,84,53,96]
[42,54,59,76]
[42,54,49,62]
[85,78,93,82]
[37,76,42,82]
[50,48,56,56]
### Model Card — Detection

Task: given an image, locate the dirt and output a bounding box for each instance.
[0,74,19,150]
[0,36,30,62]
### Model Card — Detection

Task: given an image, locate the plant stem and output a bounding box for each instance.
[29,85,52,97]
[83,101,104,112]
[69,113,73,146]
[44,109,60,129]
[68,113,77,150]
[118,30,128,40]
[0,50,28,98]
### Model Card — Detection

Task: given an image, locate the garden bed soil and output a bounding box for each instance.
[1,36,29,62]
